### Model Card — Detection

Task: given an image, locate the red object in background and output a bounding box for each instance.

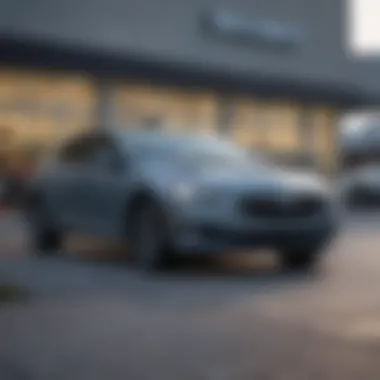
[14,167,33,181]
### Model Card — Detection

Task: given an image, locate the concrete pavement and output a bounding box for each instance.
[0,212,380,379]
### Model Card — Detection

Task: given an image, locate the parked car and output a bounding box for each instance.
[340,164,380,208]
[24,129,339,271]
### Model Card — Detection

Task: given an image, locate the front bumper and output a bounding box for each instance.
[172,216,338,254]
[165,186,339,255]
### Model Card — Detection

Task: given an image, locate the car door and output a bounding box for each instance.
[54,134,99,231]
[77,134,132,237]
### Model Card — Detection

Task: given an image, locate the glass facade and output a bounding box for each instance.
[0,69,96,169]
[114,83,218,134]
[0,69,338,173]
[233,99,302,152]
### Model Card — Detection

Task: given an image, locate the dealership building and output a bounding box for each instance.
[0,0,378,173]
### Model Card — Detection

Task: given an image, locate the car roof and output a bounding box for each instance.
[55,128,228,156]
[112,128,207,140]
[111,128,223,148]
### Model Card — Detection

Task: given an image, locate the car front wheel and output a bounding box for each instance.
[25,196,63,256]
[32,228,63,256]
[130,201,175,272]
[279,248,320,272]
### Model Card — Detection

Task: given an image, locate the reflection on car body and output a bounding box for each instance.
[25,129,339,272]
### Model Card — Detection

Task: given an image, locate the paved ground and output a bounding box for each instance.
[0,212,380,379]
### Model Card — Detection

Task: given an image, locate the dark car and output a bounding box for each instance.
[341,165,380,207]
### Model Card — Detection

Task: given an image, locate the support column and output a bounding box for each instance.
[95,79,117,129]
[217,96,236,138]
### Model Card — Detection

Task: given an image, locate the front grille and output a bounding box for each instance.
[240,195,324,218]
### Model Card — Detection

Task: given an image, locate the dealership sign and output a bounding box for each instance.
[201,9,303,51]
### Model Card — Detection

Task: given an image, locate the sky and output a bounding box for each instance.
[349,0,380,56]
[343,0,380,133]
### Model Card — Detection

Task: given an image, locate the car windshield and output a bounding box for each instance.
[124,133,265,167]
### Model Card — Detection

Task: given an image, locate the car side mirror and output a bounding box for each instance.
[108,156,127,173]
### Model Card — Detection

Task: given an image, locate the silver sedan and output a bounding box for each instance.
[24,129,339,272]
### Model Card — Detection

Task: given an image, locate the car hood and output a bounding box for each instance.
[192,165,328,195]
[139,160,328,197]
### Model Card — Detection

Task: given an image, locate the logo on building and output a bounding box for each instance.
[200,9,304,51]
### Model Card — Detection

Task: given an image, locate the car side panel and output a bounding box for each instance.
[76,169,131,238]
[37,166,80,231]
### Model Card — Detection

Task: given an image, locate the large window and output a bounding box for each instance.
[233,98,300,153]
[0,69,96,163]
[114,83,218,134]
[232,98,337,172]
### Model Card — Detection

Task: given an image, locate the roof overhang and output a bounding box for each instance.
[0,32,375,108]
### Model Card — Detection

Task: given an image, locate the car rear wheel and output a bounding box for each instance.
[130,201,176,272]
[32,228,63,256]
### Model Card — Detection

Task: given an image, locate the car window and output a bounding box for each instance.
[84,134,124,172]
[58,133,113,165]
[58,136,95,165]
[88,142,117,170]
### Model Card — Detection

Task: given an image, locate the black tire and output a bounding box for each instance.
[32,229,63,256]
[280,248,320,272]
[25,195,63,256]
[130,200,176,272]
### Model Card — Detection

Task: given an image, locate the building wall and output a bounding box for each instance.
[0,0,354,88]
[349,61,380,103]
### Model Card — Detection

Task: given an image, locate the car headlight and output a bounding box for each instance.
[170,182,195,203]
[170,183,220,206]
